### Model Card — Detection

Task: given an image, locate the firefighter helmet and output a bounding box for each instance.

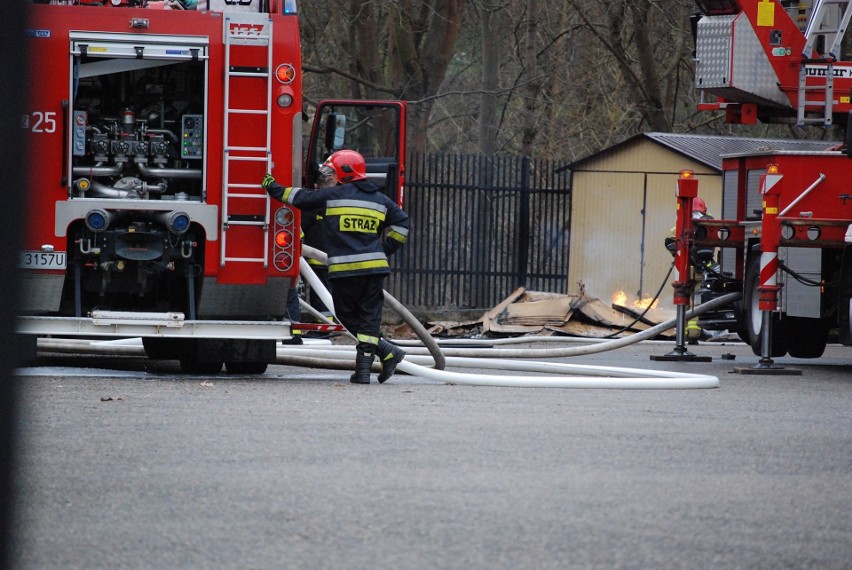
[324,149,367,183]
[693,197,707,214]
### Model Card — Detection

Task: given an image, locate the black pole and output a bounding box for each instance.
[473,154,490,307]
[1,1,30,567]
[517,156,531,287]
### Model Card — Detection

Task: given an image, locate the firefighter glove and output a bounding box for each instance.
[262,173,276,189]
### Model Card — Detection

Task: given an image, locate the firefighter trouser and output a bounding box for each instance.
[330,274,386,352]
[286,279,301,322]
[285,280,303,341]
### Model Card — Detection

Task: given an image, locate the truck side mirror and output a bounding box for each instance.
[324,113,347,151]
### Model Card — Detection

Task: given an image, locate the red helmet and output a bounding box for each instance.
[324,149,367,183]
[692,197,707,214]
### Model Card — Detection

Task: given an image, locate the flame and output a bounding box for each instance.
[611,289,659,310]
[633,296,659,310]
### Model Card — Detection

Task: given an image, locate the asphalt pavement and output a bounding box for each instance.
[8,340,852,569]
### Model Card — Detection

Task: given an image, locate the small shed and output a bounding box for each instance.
[566,132,833,309]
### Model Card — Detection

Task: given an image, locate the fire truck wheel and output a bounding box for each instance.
[142,337,180,360]
[743,253,788,357]
[840,248,852,345]
[733,300,750,344]
[842,293,852,345]
[225,362,268,375]
[842,299,852,345]
[784,317,829,358]
[179,357,223,375]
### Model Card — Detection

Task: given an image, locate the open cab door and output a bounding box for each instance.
[305,100,406,207]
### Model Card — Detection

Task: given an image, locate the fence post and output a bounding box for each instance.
[517,156,531,287]
[473,154,491,307]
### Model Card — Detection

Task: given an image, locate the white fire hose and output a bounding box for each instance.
[298,251,446,370]
[34,247,740,390]
[292,247,738,389]
[379,293,742,360]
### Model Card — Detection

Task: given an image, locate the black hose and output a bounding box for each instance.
[778,261,838,288]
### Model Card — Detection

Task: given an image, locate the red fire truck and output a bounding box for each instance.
[687,0,852,360]
[18,0,406,373]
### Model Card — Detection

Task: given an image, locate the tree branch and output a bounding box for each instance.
[302,63,399,96]
[410,76,548,105]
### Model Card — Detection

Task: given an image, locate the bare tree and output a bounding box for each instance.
[298,0,753,159]
[519,0,541,156]
[478,1,502,157]
[300,0,464,154]
[570,0,693,133]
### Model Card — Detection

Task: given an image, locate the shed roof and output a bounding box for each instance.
[567,132,837,172]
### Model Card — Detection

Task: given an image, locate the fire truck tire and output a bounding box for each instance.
[743,253,788,357]
[732,300,750,344]
[840,248,852,345]
[179,357,223,375]
[225,362,268,374]
[784,317,828,358]
[142,337,180,360]
[841,295,852,345]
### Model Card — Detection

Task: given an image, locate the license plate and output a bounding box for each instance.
[19,251,66,270]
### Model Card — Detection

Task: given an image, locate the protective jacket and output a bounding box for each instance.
[266,179,409,279]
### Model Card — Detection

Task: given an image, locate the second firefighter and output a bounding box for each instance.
[262,149,409,384]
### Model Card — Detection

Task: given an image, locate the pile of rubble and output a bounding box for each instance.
[395,288,677,339]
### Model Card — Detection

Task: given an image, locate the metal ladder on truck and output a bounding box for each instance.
[220,12,273,268]
[797,0,852,126]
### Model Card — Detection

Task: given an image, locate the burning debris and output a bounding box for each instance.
[422,288,675,338]
[611,289,660,311]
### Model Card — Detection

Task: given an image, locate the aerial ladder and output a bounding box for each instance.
[797,0,852,125]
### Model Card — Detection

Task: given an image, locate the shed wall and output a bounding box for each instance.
[568,141,722,309]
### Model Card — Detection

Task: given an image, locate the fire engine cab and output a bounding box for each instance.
[18,0,406,373]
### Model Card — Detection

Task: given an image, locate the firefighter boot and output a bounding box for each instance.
[377,338,406,384]
[686,317,702,345]
[349,347,375,384]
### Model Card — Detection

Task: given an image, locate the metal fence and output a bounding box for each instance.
[385,153,572,310]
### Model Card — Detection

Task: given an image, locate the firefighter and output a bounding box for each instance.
[262,150,409,384]
[664,197,712,257]
[689,198,718,271]
[665,197,719,343]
